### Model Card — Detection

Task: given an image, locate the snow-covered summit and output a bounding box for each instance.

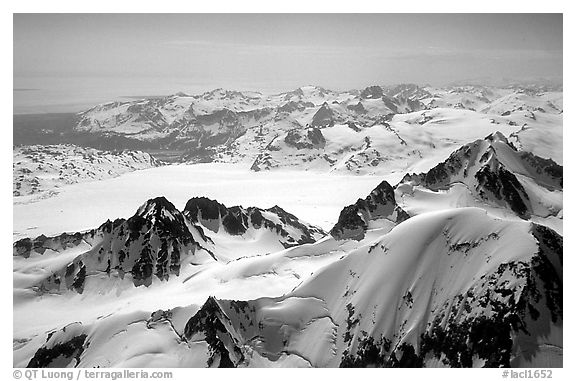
[398,131,563,220]
[13,194,327,293]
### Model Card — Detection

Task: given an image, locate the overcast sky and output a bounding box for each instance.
[14,13,562,92]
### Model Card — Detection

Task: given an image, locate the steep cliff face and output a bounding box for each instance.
[183,297,246,368]
[184,197,326,248]
[331,180,409,241]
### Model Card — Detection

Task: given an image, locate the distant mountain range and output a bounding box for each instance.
[13,82,563,368]
[69,84,562,172]
[13,145,161,197]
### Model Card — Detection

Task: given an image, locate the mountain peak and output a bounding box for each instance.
[135,196,179,221]
[184,196,325,247]
[398,132,563,219]
[331,180,409,241]
[360,85,384,99]
[184,197,228,224]
[486,130,509,143]
[311,102,335,127]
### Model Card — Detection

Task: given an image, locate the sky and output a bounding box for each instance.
[13,13,563,112]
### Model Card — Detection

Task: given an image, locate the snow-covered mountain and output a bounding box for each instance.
[396,132,563,233]
[71,84,562,172]
[21,208,562,368]
[13,195,326,294]
[180,209,562,368]
[13,144,162,198]
[13,83,563,368]
[14,197,214,292]
[14,150,563,367]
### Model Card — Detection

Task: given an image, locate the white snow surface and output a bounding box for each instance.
[13,163,387,241]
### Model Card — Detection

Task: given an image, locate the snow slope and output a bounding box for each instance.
[13,163,387,241]
[20,208,561,368]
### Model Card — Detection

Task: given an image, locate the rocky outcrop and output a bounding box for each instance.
[15,193,326,294]
[360,86,384,99]
[183,297,245,368]
[27,323,87,368]
[284,127,326,150]
[330,180,410,240]
[346,102,367,114]
[385,83,431,102]
[311,102,336,127]
[184,197,326,248]
[277,101,315,113]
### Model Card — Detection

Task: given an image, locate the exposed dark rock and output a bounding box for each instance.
[265,205,325,247]
[13,232,85,258]
[195,108,239,127]
[331,180,409,240]
[420,313,515,367]
[346,102,367,114]
[13,238,33,257]
[337,223,562,368]
[178,146,217,163]
[381,96,399,114]
[222,206,249,236]
[28,332,87,368]
[385,84,431,102]
[311,102,335,127]
[307,127,326,146]
[18,192,324,294]
[26,196,204,293]
[360,86,384,99]
[284,127,326,149]
[185,197,325,246]
[250,153,274,172]
[346,121,362,132]
[184,197,228,223]
[277,101,314,113]
[340,335,422,368]
[519,151,563,189]
[526,225,563,323]
[184,297,243,367]
[330,206,367,241]
[475,166,531,218]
